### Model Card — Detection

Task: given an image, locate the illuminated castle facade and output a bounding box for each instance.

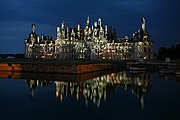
[25,17,153,61]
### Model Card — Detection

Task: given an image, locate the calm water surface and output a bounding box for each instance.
[0,71,180,120]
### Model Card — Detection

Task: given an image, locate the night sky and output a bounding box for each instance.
[0,0,180,54]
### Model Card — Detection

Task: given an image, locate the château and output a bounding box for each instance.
[25,17,153,61]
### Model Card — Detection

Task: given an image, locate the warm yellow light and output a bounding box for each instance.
[111,73,115,77]
[56,91,59,97]
[60,94,63,102]
[47,54,52,56]
[76,93,79,100]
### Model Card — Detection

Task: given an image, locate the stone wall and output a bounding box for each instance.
[78,64,113,73]
[0,70,113,81]
[0,63,114,74]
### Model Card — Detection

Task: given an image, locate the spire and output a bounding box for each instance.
[141,17,145,23]
[140,17,149,39]
[32,23,36,33]
[78,24,81,31]
[141,17,146,32]
[62,21,66,30]
[98,18,102,27]
[86,16,90,26]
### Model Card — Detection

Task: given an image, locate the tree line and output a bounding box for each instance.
[0,53,24,59]
[158,44,180,60]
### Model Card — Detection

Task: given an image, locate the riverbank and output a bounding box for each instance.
[0,59,179,74]
[0,59,126,74]
[127,60,180,74]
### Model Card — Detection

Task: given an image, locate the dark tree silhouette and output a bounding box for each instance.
[158,44,180,60]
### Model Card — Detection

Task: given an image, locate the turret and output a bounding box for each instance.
[61,21,66,30]
[78,24,81,31]
[61,21,66,39]
[98,18,102,28]
[94,21,98,28]
[77,24,81,39]
[67,27,69,39]
[57,26,61,40]
[105,25,108,39]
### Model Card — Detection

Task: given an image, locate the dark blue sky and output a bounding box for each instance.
[0,0,180,53]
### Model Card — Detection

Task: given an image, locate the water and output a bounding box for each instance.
[0,71,180,120]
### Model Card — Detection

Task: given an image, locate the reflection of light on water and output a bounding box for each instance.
[56,91,59,98]
[25,79,53,98]
[25,71,152,110]
[53,75,114,108]
[60,94,63,103]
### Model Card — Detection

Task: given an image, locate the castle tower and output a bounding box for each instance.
[57,26,61,40]
[61,21,66,39]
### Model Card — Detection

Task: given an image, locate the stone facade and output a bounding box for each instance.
[25,17,153,61]
[25,24,55,59]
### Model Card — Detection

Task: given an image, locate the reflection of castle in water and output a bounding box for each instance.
[55,74,115,108]
[25,71,151,110]
[25,79,53,98]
